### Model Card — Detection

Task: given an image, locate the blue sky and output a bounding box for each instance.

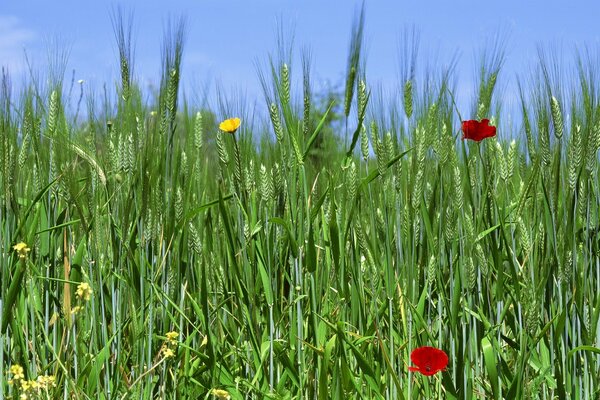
[2,0,600,119]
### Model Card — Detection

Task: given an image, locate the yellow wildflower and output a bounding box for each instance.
[37,374,56,389]
[9,364,25,380]
[76,282,93,301]
[211,388,231,399]
[13,242,30,259]
[219,118,241,134]
[8,364,25,385]
[165,331,179,345]
[162,347,175,358]
[20,379,38,391]
[70,305,83,315]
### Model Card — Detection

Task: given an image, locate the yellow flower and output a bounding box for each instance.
[20,379,38,391]
[165,331,179,345]
[9,364,25,381]
[219,117,241,134]
[37,374,56,389]
[76,282,93,302]
[211,388,231,399]
[161,346,175,358]
[70,305,83,315]
[13,242,30,259]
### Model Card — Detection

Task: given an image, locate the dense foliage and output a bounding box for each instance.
[1,9,599,400]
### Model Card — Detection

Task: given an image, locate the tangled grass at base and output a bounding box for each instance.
[1,9,600,400]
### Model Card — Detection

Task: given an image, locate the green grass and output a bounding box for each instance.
[1,10,600,400]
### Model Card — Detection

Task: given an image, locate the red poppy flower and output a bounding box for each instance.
[461,119,496,142]
[408,346,448,376]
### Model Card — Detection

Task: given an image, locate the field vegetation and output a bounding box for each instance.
[1,7,599,400]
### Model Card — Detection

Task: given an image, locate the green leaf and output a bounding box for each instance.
[255,244,273,305]
[568,345,600,357]
[85,334,115,393]
[474,223,501,244]
[1,259,28,333]
[306,223,317,273]
[482,336,499,400]
[361,148,413,186]
[345,92,370,158]
[269,217,299,259]
[303,101,334,161]
[12,177,58,244]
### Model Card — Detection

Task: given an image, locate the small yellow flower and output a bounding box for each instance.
[70,305,83,315]
[76,282,93,302]
[13,242,31,259]
[9,364,25,381]
[219,117,241,134]
[211,388,231,399]
[161,346,175,358]
[165,331,179,345]
[20,379,38,391]
[37,374,56,389]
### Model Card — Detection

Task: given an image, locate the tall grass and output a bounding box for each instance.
[1,9,599,400]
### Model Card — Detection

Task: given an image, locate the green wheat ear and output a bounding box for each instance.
[466,256,476,291]
[403,80,413,119]
[507,140,517,179]
[585,120,600,172]
[357,79,368,123]
[290,133,304,166]
[244,159,255,195]
[216,131,229,165]
[281,63,290,107]
[567,124,582,191]
[343,4,365,117]
[475,243,488,276]
[2,9,599,398]
[550,96,563,140]
[259,164,274,202]
[269,102,284,144]
[18,132,31,169]
[111,7,134,101]
[194,111,203,151]
[346,161,358,204]
[47,90,59,137]
[344,67,356,117]
[375,130,388,178]
[360,123,369,161]
[495,141,508,181]
[518,217,531,259]
[426,254,436,285]
[577,180,587,220]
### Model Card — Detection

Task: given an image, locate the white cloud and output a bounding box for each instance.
[0,15,36,75]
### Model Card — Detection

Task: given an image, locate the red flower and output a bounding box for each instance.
[461,119,496,142]
[408,346,448,376]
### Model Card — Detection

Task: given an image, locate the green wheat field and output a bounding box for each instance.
[1,9,599,400]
